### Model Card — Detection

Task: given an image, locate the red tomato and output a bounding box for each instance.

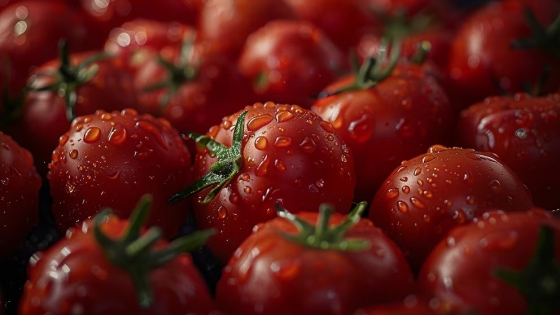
[3,46,138,177]
[48,109,192,239]
[355,295,460,315]
[284,0,381,54]
[0,1,94,92]
[418,209,560,315]
[104,19,194,74]
[238,20,345,107]
[369,145,534,272]
[19,195,215,315]
[174,102,356,263]
[196,0,297,60]
[133,37,258,136]
[216,203,415,315]
[0,132,41,259]
[312,51,453,205]
[445,0,560,111]
[459,93,560,210]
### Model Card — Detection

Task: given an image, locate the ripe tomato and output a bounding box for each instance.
[238,20,345,107]
[0,132,41,259]
[196,0,297,60]
[418,209,560,315]
[48,109,192,239]
[216,203,415,315]
[369,145,534,272]
[311,49,453,205]
[354,295,460,315]
[459,92,560,210]
[173,102,356,263]
[19,195,215,315]
[3,45,138,177]
[445,0,560,110]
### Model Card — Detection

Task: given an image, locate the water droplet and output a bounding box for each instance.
[466,195,475,205]
[386,188,399,199]
[59,135,69,146]
[241,173,250,181]
[423,191,433,198]
[309,184,319,193]
[488,179,501,193]
[402,186,410,193]
[247,114,273,131]
[274,136,292,148]
[410,197,425,209]
[413,167,422,176]
[348,114,373,142]
[319,121,334,133]
[423,214,431,223]
[65,182,76,194]
[428,145,446,153]
[275,111,294,122]
[397,201,409,213]
[229,193,239,204]
[422,154,436,163]
[101,113,112,120]
[326,134,334,141]
[274,159,286,171]
[84,127,101,143]
[316,179,324,188]
[218,206,228,219]
[400,177,408,182]
[453,210,466,224]
[69,149,78,159]
[254,136,268,150]
[244,186,252,194]
[255,155,270,176]
[447,236,456,247]
[299,137,316,153]
[463,170,474,184]
[417,179,424,186]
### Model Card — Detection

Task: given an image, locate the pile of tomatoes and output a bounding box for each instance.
[1,0,560,314]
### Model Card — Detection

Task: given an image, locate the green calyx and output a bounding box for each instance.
[94,194,214,309]
[511,8,560,57]
[141,35,197,110]
[494,225,560,315]
[26,39,108,121]
[319,39,401,98]
[169,110,247,205]
[276,202,371,251]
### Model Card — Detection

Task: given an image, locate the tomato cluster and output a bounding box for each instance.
[1,0,560,314]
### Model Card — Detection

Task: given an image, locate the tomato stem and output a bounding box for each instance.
[169,110,248,205]
[276,202,370,251]
[511,8,560,57]
[494,225,560,315]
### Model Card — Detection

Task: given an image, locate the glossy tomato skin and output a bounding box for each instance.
[445,0,560,111]
[238,20,345,107]
[192,102,356,263]
[354,295,463,315]
[0,132,41,259]
[312,63,453,204]
[369,145,534,272]
[459,93,560,210]
[3,52,138,177]
[0,1,93,92]
[196,0,297,60]
[48,109,192,239]
[216,211,415,315]
[18,213,215,315]
[418,209,560,315]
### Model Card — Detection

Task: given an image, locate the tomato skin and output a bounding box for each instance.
[0,132,41,259]
[312,63,453,204]
[445,0,560,111]
[192,102,356,263]
[459,93,560,210]
[238,20,345,107]
[196,0,297,60]
[3,52,138,177]
[355,295,462,315]
[216,210,415,315]
[18,213,215,315]
[48,109,192,239]
[0,1,93,91]
[418,209,560,315]
[369,145,534,272]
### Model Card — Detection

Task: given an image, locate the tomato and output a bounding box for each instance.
[354,295,460,315]
[48,109,192,239]
[238,20,345,107]
[459,92,560,210]
[196,0,297,60]
[133,36,258,136]
[311,47,453,205]
[216,203,415,315]
[418,209,560,315]
[0,1,94,92]
[2,44,138,177]
[19,195,216,315]
[445,0,560,111]
[171,102,356,263]
[284,0,380,55]
[369,145,534,272]
[0,132,41,259]
[104,19,194,74]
